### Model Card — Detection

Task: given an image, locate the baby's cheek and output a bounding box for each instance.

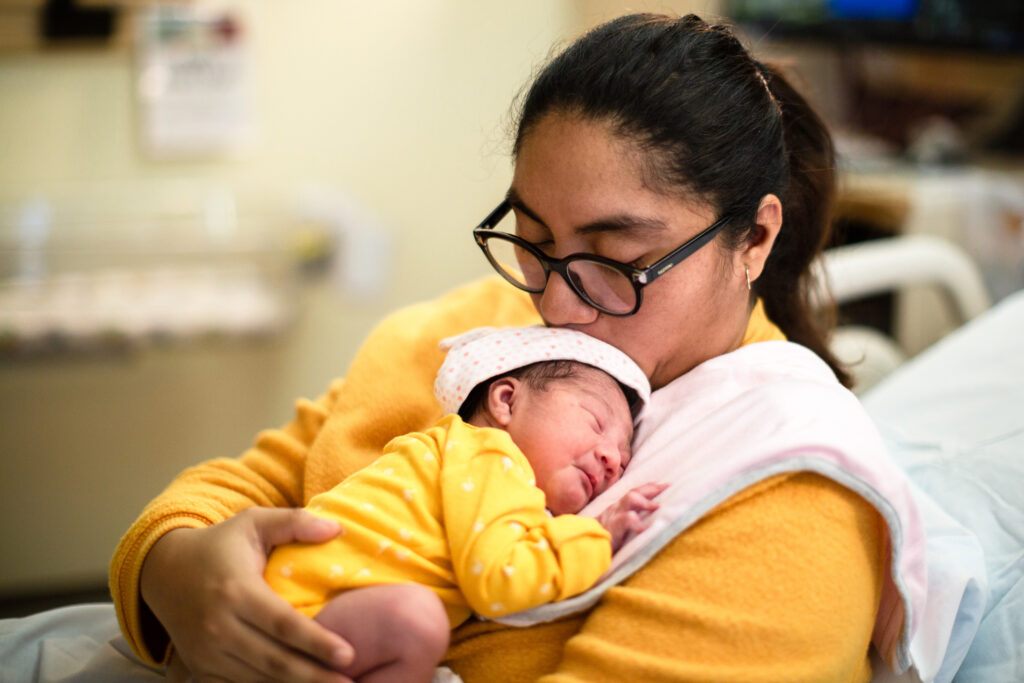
[545,473,587,516]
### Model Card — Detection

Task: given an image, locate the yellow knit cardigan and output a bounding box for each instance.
[110,276,882,682]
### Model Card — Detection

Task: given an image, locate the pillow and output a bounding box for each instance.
[861,290,1024,682]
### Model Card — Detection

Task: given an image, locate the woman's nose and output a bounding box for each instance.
[536,272,599,326]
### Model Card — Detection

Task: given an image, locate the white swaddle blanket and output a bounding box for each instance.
[493,340,939,678]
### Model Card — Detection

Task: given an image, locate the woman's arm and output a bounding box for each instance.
[446,472,885,683]
[111,276,540,678]
[142,508,356,683]
[109,377,346,665]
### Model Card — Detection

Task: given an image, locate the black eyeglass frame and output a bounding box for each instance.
[473,199,733,317]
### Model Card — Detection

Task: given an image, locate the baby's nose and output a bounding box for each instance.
[597,445,621,483]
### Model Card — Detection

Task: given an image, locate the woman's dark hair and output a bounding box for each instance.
[513,13,851,387]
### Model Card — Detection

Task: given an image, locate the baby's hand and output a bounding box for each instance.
[596,482,669,552]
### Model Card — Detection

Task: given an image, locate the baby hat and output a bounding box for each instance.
[435,325,650,419]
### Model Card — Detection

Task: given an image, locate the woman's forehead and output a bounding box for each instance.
[511,114,715,230]
[506,185,670,239]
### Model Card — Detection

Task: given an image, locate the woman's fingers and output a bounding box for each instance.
[244,507,341,552]
[236,575,356,672]
[180,578,354,683]
[220,605,356,683]
[141,509,354,683]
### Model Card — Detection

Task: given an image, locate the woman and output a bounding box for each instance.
[113,14,888,682]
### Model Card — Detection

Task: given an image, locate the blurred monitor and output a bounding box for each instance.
[725,0,1024,53]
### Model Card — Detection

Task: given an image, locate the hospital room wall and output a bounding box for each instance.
[0,1,717,600]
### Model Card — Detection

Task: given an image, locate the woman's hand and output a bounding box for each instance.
[597,482,668,551]
[141,507,356,683]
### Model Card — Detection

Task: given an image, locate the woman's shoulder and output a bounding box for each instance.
[701,470,880,529]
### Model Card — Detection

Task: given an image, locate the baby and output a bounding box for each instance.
[264,325,664,682]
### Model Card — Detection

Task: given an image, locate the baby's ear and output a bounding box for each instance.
[486,378,519,427]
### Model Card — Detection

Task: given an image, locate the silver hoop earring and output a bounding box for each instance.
[745,265,751,291]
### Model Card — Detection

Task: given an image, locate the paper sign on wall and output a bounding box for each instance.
[136,7,255,159]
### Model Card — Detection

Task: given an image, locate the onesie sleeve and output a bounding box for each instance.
[440,425,612,618]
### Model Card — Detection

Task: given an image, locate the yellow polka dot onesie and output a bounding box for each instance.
[265,325,651,627]
[265,414,612,626]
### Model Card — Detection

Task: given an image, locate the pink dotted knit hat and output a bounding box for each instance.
[434,325,650,419]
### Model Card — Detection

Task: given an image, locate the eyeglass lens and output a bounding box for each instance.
[481,231,638,315]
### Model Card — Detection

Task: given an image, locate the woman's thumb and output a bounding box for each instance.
[248,507,341,550]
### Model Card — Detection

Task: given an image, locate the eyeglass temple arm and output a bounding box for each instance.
[477,200,512,230]
[636,218,728,285]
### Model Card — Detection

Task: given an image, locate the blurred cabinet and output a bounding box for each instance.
[0,277,382,599]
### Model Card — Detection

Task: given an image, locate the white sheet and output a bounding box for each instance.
[0,603,161,682]
[862,289,1024,683]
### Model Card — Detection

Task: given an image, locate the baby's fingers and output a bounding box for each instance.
[629,513,656,535]
[633,482,670,499]
[619,509,656,537]
[622,490,663,513]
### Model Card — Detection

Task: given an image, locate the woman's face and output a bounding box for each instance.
[511,113,753,389]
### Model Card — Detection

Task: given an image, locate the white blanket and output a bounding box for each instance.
[494,341,941,679]
[0,603,161,682]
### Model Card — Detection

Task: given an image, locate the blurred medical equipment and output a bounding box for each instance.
[0,183,345,356]
[817,234,994,393]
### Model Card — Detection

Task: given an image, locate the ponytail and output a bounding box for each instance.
[756,65,851,387]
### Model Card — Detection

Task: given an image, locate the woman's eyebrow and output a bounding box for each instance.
[577,214,668,237]
[506,188,546,227]
[506,188,668,236]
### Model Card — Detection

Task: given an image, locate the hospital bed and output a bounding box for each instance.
[824,236,1022,681]
[1,236,1021,682]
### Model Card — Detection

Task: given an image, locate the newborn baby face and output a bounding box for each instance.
[507,365,634,515]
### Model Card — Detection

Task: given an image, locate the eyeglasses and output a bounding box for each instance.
[473,200,731,316]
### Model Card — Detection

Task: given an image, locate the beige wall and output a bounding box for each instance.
[0,1,717,597]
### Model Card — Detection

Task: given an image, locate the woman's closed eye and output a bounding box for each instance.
[516,232,557,256]
[520,232,552,245]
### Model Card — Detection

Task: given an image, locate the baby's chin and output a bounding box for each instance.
[546,488,590,516]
